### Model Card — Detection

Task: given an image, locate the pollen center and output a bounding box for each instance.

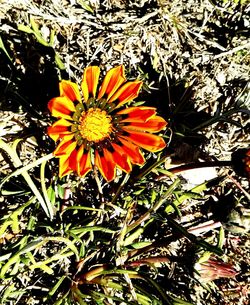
[79,108,112,142]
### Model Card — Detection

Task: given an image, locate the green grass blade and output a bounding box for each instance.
[40,159,55,219]
[0,35,12,61]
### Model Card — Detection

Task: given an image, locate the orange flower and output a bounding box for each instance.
[47,65,167,181]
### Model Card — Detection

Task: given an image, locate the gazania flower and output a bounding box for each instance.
[47,65,167,181]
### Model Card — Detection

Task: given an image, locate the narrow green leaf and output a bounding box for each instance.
[63,205,103,213]
[55,53,66,70]
[169,295,195,305]
[0,221,13,236]
[69,226,116,235]
[35,263,54,274]
[18,24,33,34]
[0,238,43,278]
[130,241,152,249]
[47,185,56,206]
[10,213,19,234]
[48,275,67,296]
[1,284,16,302]
[30,17,46,44]
[0,139,54,218]
[40,159,54,218]
[52,291,70,305]
[217,226,225,250]
[49,29,55,46]
[197,251,211,264]
[77,0,94,13]
[0,35,12,61]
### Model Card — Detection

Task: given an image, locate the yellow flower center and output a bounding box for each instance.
[79,108,112,142]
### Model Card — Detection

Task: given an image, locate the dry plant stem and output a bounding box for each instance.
[111,173,130,205]
[166,215,223,255]
[127,218,223,260]
[213,41,250,59]
[156,160,232,179]
[227,174,250,201]
[187,221,222,235]
[94,171,106,223]
[126,178,180,233]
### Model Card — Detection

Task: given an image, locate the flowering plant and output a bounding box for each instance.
[48,65,167,181]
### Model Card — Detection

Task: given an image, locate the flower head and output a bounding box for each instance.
[195,258,238,283]
[48,65,167,181]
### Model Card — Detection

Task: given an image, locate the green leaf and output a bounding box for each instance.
[0,139,54,219]
[0,35,12,61]
[18,24,33,34]
[69,226,116,235]
[40,159,55,218]
[217,226,225,250]
[49,275,66,296]
[169,295,195,305]
[77,0,94,13]
[0,238,43,278]
[47,185,56,206]
[63,205,103,213]
[55,53,66,70]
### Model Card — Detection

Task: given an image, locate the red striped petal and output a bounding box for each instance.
[47,119,73,141]
[54,135,76,156]
[59,80,81,102]
[110,143,132,173]
[108,81,143,107]
[75,146,92,177]
[95,149,115,181]
[120,131,166,152]
[81,66,100,102]
[117,137,145,165]
[123,116,167,133]
[48,96,75,120]
[118,106,156,123]
[59,154,73,177]
[98,65,126,100]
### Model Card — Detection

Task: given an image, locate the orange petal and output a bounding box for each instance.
[59,80,81,102]
[117,106,156,123]
[47,119,73,142]
[108,81,143,107]
[48,96,75,120]
[58,154,73,177]
[120,131,166,152]
[122,116,167,133]
[81,66,100,102]
[95,149,115,181]
[75,145,92,177]
[117,137,145,165]
[97,65,126,100]
[110,143,132,173]
[54,135,77,156]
